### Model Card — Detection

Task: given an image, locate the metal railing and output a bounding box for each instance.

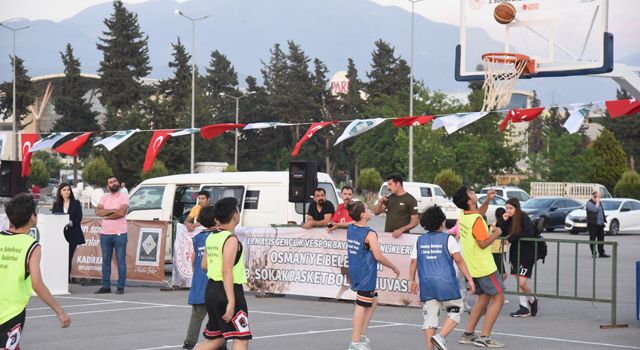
[499,236,627,328]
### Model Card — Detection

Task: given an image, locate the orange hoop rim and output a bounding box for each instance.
[482,52,536,75]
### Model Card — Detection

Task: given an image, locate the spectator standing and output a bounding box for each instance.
[585,192,610,258]
[0,194,71,349]
[52,183,85,282]
[120,182,129,195]
[185,190,211,232]
[302,188,335,229]
[94,176,129,295]
[373,173,418,237]
[328,186,355,233]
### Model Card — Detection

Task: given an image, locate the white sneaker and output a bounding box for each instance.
[347,342,367,350]
[431,333,448,350]
[360,335,371,350]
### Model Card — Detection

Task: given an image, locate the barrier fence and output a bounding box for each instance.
[504,236,628,328]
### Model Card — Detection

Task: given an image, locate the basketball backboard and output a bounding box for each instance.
[455,0,613,81]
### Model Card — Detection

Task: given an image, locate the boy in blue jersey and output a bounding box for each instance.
[410,206,475,350]
[346,202,400,350]
[183,206,227,350]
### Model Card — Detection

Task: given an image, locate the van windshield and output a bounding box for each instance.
[295,182,339,214]
[129,186,165,212]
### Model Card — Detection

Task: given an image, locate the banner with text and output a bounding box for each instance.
[171,227,419,306]
[71,219,167,282]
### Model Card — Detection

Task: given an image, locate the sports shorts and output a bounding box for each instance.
[203,280,252,340]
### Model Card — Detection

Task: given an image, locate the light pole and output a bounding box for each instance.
[175,10,209,173]
[220,91,255,170]
[0,22,30,161]
[407,0,423,182]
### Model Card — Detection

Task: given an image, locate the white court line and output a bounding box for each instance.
[47,297,640,350]
[26,305,167,319]
[131,324,403,350]
[27,301,120,311]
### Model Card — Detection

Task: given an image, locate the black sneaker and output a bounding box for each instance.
[182,341,196,350]
[94,287,111,294]
[116,288,124,294]
[528,297,539,317]
[599,253,610,258]
[510,305,530,318]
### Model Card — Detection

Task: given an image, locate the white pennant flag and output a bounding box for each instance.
[563,104,593,134]
[29,132,71,153]
[0,131,8,159]
[243,122,293,130]
[334,118,386,145]
[94,129,140,151]
[432,112,488,134]
[169,128,200,137]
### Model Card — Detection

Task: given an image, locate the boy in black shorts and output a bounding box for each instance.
[195,198,251,350]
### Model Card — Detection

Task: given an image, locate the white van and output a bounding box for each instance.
[127,171,339,260]
[377,181,459,226]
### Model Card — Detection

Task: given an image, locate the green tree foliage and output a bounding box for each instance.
[613,170,640,199]
[28,160,50,187]
[527,90,544,154]
[366,39,410,100]
[596,89,640,171]
[83,156,113,187]
[0,56,36,128]
[358,168,383,192]
[32,151,63,179]
[434,168,463,195]
[96,0,151,120]
[590,129,628,190]
[546,133,591,182]
[52,43,99,159]
[141,160,168,180]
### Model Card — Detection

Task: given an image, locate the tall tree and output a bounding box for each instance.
[596,89,640,171]
[96,0,151,123]
[0,56,36,128]
[527,90,544,153]
[590,129,628,190]
[366,39,410,99]
[52,44,99,144]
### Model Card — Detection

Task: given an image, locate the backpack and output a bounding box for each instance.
[533,224,548,263]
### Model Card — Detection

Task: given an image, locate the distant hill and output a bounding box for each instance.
[0,0,635,106]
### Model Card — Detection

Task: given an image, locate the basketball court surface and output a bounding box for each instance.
[19,230,640,349]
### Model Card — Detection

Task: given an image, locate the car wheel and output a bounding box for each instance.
[608,219,619,236]
[547,227,555,232]
[570,229,579,235]
[537,217,546,233]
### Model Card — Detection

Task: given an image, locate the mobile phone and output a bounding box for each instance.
[327,223,334,228]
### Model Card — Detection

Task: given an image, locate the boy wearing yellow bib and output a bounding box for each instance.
[1,194,71,349]
[195,197,250,350]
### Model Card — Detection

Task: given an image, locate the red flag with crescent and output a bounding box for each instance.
[605,99,640,118]
[20,133,39,177]
[392,115,434,127]
[291,121,337,157]
[54,132,93,156]
[200,124,246,140]
[143,130,174,173]
[499,107,545,132]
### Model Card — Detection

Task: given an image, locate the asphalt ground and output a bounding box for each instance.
[17,216,640,350]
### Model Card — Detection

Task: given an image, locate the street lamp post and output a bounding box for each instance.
[0,22,30,161]
[175,10,209,173]
[407,0,423,182]
[220,91,255,170]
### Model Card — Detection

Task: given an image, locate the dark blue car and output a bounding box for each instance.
[521,197,583,232]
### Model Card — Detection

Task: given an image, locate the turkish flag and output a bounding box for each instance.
[499,107,545,132]
[392,115,434,127]
[200,123,245,140]
[143,130,174,173]
[291,121,337,157]
[20,133,39,177]
[54,132,93,156]
[605,99,640,118]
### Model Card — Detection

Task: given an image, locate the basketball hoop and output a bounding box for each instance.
[481,53,535,112]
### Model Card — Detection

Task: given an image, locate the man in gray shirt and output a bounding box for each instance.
[585,191,609,258]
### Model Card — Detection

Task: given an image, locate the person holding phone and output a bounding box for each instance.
[586,192,609,258]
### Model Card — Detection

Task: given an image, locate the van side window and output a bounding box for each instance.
[201,186,245,211]
[420,187,432,197]
[129,186,165,212]
[434,187,446,197]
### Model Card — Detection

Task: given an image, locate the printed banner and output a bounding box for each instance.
[172,223,201,288]
[174,227,420,306]
[71,219,167,282]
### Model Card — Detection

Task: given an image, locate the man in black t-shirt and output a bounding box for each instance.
[302,188,335,229]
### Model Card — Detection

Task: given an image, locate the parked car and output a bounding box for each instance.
[481,186,530,202]
[476,194,507,225]
[521,197,583,232]
[565,198,640,236]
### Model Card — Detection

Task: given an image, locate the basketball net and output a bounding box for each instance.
[481,53,533,112]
